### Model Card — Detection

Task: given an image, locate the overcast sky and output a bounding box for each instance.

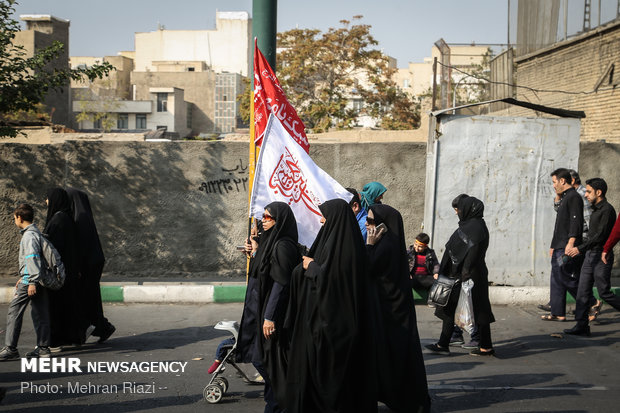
[13,0,611,68]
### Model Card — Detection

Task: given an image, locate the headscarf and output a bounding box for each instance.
[369,204,408,276]
[359,181,387,211]
[66,187,105,270]
[446,196,488,268]
[45,187,72,229]
[250,201,298,284]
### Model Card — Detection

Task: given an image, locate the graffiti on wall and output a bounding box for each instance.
[199,159,249,195]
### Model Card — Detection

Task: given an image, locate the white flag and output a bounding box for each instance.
[249,114,353,247]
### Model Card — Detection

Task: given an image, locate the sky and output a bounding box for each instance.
[12,0,615,68]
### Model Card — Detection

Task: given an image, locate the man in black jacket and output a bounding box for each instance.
[564,178,618,336]
[542,168,583,321]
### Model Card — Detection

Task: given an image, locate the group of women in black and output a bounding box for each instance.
[44,187,115,348]
[237,199,432,413]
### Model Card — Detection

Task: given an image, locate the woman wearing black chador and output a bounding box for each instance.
[284,199,377,413]
[66,187,115,343]
[366,204,431,412]
[44,187,87,347]
[237,201,300,413]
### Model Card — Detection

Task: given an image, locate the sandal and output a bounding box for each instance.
[541,314,566,322]
[589,301,602,322]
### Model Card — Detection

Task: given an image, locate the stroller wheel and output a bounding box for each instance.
[203,384,223,403]
[213,377,229,393]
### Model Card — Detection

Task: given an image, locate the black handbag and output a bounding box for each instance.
[427,274,458,307]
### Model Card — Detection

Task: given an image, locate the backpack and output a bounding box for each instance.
[37,233,66,290]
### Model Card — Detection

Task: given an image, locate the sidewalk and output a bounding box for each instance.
[1,281,619,305]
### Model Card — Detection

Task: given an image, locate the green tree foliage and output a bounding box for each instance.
[0,0,114,137]
[74,78,121,132]
[277,17,420,132]
[239,16,420,133]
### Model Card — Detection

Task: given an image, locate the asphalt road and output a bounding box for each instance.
[0,302,619,412]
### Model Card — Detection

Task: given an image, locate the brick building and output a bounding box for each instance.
[490,20,620,142]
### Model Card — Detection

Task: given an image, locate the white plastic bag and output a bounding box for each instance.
[455,279,475,334]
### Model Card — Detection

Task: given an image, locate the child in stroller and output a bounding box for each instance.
[203,320,263,404]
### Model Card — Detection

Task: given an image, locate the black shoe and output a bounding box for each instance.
[537,304,551,312]
[470,348,495,356]
[26,346,51,358]
[449,335,465,346]
[424,343,450,355]
[98,325,116,343]
[563,325,591,337]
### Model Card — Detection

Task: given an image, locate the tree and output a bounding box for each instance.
[74,77,122,132]
[0,0,114,137]
[243,16,419,133]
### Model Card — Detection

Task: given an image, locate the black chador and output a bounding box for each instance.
[367,204,431,413]
[284,199,377,413]
[44,187,84,346]
[237,202,300,409]
[66,187,115,342]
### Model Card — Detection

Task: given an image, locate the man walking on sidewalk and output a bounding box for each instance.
[542,168,584,322]
[564,178,619,336]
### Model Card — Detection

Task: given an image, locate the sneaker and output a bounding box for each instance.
[0,346,19,361]
[49,346,63,353]
[424,343,450,355]
[84,325,96,342]
[98,325,116,344]
[449,335,465,346]
[26,346,51,359]
[461,340,480,349]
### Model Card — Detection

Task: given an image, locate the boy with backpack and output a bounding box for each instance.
[0,204,51,360]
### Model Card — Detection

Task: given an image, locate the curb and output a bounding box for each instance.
[1,283,619,305]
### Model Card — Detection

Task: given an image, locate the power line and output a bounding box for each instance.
[437,61,617,97]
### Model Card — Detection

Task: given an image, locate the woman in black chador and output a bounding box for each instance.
[44,187,86,347]
[366,204,431,413]
[426,196,496,356]
[66,188,115,343]
[237,201,300,413]
[284,199,377,413]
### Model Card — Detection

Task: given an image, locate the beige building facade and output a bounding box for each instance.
[395,44,490,99]
[14,15,71,126]
[134,11,251,76]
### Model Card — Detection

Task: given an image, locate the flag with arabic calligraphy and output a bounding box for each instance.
[249,114,352,247]
[253,39,310,153]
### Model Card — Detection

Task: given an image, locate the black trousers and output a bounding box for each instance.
[575,250,619,327]
[550,249,580,317]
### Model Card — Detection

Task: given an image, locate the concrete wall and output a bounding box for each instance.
[0,140,618,283]
[0,141,426,280]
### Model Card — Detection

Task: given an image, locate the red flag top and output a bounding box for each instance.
[253,40,309,153]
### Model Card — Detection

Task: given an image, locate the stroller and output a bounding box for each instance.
[203,320,263,404]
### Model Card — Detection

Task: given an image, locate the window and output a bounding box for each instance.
[117,113,128,129]
[403,79,410,88]
[136,114,147,129]
[93,118,102,129]
[187,67,195,72]
[157,93,168,112]
[186,103,192,128]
